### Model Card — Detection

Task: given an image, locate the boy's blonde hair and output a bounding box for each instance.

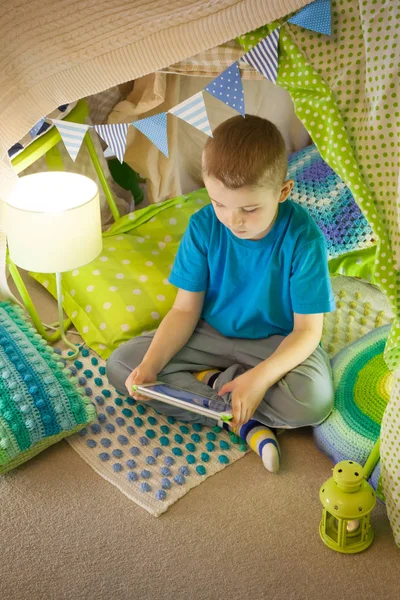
[202,114,288,192]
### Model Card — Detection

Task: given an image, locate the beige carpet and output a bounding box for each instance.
[1,274,399,600]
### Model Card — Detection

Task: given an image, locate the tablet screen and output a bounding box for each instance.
[142,383,232,414]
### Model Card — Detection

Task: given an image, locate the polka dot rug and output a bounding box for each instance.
[57,347,248,516]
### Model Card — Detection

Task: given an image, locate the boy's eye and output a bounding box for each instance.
[242,208,258,213]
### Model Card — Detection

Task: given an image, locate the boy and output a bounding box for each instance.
[107,115,335,473]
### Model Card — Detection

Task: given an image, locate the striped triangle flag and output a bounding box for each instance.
[242,28,280,84]
[168,92,212,137]
[52,120,90,162]
[288,0,331,35]
[132,113,168,158]
[204,62,245,116]
[93,123,129,163]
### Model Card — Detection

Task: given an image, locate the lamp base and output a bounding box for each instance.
[7,257,79,359]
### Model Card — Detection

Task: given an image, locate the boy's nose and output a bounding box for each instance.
[229,211,243,228]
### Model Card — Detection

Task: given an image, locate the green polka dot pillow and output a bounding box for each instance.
[31,191,210,359]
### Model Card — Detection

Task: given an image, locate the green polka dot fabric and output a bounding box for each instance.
[62,346,247,517]
[239,0,400,545]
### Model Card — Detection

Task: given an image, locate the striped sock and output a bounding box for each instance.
[194,371,280,472]
[233,419,280,473]
[194,369,221,388]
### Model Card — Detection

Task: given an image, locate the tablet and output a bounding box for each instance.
[132,382,233,422]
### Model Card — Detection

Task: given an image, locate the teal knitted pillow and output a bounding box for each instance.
[0,301,96,474]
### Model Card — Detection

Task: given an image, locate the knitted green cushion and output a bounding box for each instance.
[314,325,392,500]
[0,301,96,474]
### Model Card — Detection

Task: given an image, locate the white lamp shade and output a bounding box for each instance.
[4,172,102,273]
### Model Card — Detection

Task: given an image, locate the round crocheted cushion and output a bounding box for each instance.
[314,325,392,471]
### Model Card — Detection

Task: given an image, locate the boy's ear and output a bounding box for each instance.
[279,179,294,203]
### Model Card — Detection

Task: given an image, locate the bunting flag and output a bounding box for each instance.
[52,120,90,162]
[168,92,212,136]
[204,62,245,116]
[132,113,169,158]
[103,146,115,158]
[242,28,280,84]
[93,123,129,163]
[288,0,331,36]
[29,118,46,139]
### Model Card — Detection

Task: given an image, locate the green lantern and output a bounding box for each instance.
[319,460,377,554]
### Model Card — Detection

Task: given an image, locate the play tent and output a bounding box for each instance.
[0,0,399,543]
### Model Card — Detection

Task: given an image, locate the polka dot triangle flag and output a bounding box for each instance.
[52,120,90,162]
[131,112,169,158]
[204,62,245,117]
[29,117,46,139]
[93,123,130,163]
[287,0,331,36]
[242,28,280,84]
[168,91,212,137]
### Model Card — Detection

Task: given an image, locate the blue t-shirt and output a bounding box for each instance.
[168,201,335,339]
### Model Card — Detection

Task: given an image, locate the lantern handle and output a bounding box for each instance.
[363,438,380,480]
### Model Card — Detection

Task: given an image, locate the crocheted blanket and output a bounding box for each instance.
[288,145,374,258]
[0,302,95,474]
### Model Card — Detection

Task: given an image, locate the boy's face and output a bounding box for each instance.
[204,175,294,241]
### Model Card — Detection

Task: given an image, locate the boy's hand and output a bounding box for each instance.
[218,368,268,427]
[125,362,158,400]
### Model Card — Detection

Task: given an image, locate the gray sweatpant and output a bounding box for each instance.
[106,320,334,429]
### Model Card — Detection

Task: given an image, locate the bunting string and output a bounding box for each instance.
[32,2,331,164]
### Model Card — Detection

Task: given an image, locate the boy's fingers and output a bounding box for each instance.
[127,380,144,399]
[231,397,242,427]
[218,382,233,396]
[125,373,136,390]
[131,388,148,401]
[235,405,249,427]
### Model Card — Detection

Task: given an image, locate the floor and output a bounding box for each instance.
[1,273,399,600]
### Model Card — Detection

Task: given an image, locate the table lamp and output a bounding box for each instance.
[3,171,102,358]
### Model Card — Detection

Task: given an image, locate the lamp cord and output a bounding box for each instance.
[42,322,83,337]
